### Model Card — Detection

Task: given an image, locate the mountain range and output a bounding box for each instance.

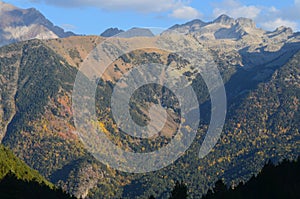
[0,2,299,199]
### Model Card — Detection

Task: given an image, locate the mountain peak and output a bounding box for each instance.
[213,14,235,25]
[168,15,264,41]
[100,28,124,37]
[0,2,76,46]
[0,1,16,11]
[236,17,256,28]
[169,19,207,33]
[170,19,206,29]
[120,27,155,38]
[185,19,206,26]
[275,26,293,34]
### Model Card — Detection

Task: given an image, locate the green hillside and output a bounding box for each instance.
[0,144,52,186]
[0,144,74,198]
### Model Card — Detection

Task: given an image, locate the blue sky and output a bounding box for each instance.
[3,0,300,35]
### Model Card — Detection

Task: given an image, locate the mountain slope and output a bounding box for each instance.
[0,144,74,199]
[121,41,300,199]
[0,40,122,198]
[0,15,299,199]
[0,144,52,185]
[0,2,75,47]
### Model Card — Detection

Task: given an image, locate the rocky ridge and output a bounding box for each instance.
[0,1,75,47]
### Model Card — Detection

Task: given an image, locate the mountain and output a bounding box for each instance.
[100,27,154,38]
[169,19,207,34]
[118,27,155,37]
[100,28,124,37]
[0,39,120,198]
[0,1,75,47]
[0,14,299,198]
[169,14,297,43]
[122,41,300,198]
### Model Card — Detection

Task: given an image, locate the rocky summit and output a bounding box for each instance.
[170,14,298,44]
[0,1,75,47]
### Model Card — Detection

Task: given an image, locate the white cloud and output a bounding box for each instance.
[30,0,187,13]
[213,0,261,19]
[281,0,300,21]
[169,6,201,20]
[29,0,202,21]
[259,0,300,30]
[260,18,298,31]
[61,24,76,31]
[29,0,300,31]
[267,6,279,14]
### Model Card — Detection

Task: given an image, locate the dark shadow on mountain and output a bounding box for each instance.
[122,179,147,199]
[168,181,188,199]
[229,41,300,102]
[214,27,245,40]
[50,156,95,184]
[201,157,300,199]
[0,172,74,199]
[50,159,81,184]
[145,158,300,199]
[199,41,300,124]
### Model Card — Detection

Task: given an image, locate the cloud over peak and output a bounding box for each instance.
[170,6,202,20]
[213,0,261,19]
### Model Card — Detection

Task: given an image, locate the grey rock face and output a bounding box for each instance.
[0,2,75,47]
[100,28,124,37]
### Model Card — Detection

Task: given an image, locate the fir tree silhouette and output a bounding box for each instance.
[169,181,188,199]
